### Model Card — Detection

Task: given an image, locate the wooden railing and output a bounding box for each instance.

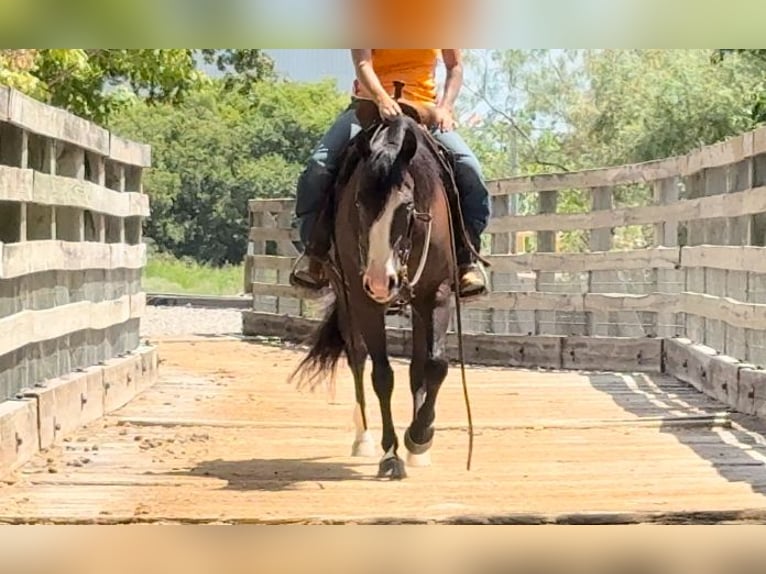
[243,125,766,373]
[0,86,151,401]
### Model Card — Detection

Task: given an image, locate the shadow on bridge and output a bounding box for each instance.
[167,457,373,492]
[587,372,766,498]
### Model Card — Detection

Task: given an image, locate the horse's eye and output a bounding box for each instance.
[391,204,411,238]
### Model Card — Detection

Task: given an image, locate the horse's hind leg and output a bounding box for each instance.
[405,297,450,467]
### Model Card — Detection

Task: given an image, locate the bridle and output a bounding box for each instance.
[353,123,433,305]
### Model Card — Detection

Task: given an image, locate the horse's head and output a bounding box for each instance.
[352,116,423,304]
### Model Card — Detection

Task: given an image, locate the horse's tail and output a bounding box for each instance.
[289,303,344,396]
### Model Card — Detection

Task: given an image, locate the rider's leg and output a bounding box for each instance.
[430,128,491,296]
[290,105,361,289]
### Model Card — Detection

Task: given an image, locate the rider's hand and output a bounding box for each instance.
[433,105,455,132]
[376,94,402,121]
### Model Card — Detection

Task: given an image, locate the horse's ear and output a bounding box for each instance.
[397,126,417,166]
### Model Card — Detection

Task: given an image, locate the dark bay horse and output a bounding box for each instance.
[291,103,469,480]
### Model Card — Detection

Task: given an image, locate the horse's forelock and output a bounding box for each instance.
[351,116,442,222]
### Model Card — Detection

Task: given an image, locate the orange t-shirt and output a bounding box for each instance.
[353,49,440,105]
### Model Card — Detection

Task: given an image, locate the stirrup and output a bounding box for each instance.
[457,263,488,299]
[288,254,329,290]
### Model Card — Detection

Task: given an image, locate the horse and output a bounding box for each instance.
[290,96,479,480]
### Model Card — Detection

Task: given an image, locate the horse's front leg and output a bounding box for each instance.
[404,295,451,467]
[360,311,406,479]
[349,344,376,458]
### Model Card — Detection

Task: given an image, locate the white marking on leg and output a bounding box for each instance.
[351,403,376,457]
[364,190,405,300]
[407,450,431,467]
[380,444,397,461]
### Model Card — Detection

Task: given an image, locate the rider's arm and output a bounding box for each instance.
[351,49,391,104]
[438,49,463,112]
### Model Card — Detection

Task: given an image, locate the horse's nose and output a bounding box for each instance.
[363,271,398,302]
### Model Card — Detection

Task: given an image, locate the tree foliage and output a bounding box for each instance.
[0,49,274,123]
[457,49,766,251]
[109,78,347,265]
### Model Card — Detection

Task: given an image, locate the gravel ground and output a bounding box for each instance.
[140,305,243,338]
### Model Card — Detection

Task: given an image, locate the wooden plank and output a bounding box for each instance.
[251,282,324,300]
[0,85,9,121]
[1,345,157,477]
[487,157,683,195]
[0,241,146,279]
[487,245,678,274]
[0,293,146,357]
[588,186,614,336]
[7,88,109,155]
[487,131,755,197]
[488,193,510,334]
[561,337,662,372]
[0,167,149,218]
[737,367,766,417]
[0,399,39,477]
[22,368,105,449]
[487,185,766,234]
[449,333,562,370]
[686,132,753,175]
[30,171,150,218]
[102,354,142,413]
[248,199,294,213]
[663,337,745,409]
[754,126,766,155]
[654,177,682,339]
[242,310,665,373]
[248,227,300,242]
[534,190,557,335]
[219,281,766,331]
[680,245,766,274]
[464,291,678,314]
[109,133,151,168]
[680,292,766,331]
[246,255,296,272]
[0,165,33,202]
[663,337,718,394]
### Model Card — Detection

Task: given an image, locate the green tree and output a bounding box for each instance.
[0,49,275,123]
[109,78,347,265]
[459,49,766,251]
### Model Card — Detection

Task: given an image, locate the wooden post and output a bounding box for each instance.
[489,193,509,334]
[250,212,265,311]
[534,190,557,335]
[654,176,681,339]
[587,186,613,336]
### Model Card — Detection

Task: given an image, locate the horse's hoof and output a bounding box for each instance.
[404,426,433,455]
[407,450,431,467]
[351,431,377,458]
[377,456,407,480]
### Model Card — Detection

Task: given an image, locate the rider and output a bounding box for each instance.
[289,49,490,297]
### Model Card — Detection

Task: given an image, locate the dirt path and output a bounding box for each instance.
[2,336,766,524]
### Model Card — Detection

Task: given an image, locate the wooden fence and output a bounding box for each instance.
[0,87,157,473]
[242,123,766,374]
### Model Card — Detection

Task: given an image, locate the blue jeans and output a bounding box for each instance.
[294,105,491,247]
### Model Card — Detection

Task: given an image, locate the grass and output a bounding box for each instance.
[141,253,244,296]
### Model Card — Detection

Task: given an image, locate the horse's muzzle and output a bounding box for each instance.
[362,271,399,304]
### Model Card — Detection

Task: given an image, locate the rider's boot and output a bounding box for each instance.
[456,229,487,298]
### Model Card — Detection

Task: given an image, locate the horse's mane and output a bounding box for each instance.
[334,115,444,213]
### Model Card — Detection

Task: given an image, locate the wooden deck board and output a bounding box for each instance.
[1,338,766,524]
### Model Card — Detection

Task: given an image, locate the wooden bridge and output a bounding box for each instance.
[1,87,766,524]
